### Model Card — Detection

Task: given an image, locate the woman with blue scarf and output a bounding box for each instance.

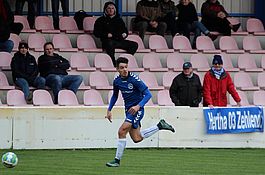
[203,55,241,107]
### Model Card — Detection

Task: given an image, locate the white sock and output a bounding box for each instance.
[140,125,159,139]
[115,138,126,160]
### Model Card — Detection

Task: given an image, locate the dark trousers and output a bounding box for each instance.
[102,39,138,66]
[51,0,69,29]
[162,12,179,36]
[135,21,167,40]
[202,17,231,36]
[15,0,38,29]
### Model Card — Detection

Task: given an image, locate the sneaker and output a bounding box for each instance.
[157,119,175,133]
[232,23,241,32]
[106,159,120,167]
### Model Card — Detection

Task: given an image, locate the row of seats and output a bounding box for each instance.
[15,15,265,36]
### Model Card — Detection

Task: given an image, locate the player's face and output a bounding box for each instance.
[19,47,28,55]
[105,4,115,17]
[44,44,54,56]
[213,63,223,71]
[117,63,129,78]
[181,0,190,5]
[183,67,193,76]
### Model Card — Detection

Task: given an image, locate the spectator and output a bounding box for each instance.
[201,0,241,36]
[0,0,23,52]
[94,1,138,67]
[203,55,241,107]
[11,42,46,102]
[135,0,167,40]
[159,0,179,36]
[38,42,83,104]
[51,0,69,29]
[169,62,202,107]
[176,0,217,48]
[15,0,38,29]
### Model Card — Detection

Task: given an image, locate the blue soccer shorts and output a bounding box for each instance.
[125,107,144,129]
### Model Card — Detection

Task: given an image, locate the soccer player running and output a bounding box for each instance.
[105,57,175,167]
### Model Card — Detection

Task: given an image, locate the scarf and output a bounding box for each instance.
[211,67,224,80]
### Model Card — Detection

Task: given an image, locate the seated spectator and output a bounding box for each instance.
[203,55,241,107]
[169,62,202,107]
[159,0,179,36]
[134,0,167,40]
[38,42,83,104]
[176,0,217,48]
[11,42,46,102]
[201,0,241,36]
[94,1,138,67]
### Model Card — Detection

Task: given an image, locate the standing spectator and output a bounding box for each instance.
[51,0,69,29]
[11,42,46,102]
[159,0,179,36]
[135,0,167,40]
[201,0,241,36]
[38,42,83,104]
[94,1,138,67]
[176,0,217,48]
[15,0,38,29]
[169,62,202,107]
[203,55,241,107]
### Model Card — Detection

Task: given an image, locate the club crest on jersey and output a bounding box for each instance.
[128,83,133,89]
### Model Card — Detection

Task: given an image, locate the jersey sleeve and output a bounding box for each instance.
[107,82,119,111]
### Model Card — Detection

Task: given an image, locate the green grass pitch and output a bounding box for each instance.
[1,148,265,175]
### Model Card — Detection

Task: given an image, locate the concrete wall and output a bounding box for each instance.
[0,106,264,149]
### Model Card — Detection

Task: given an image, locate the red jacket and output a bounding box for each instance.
[203,69,241,107]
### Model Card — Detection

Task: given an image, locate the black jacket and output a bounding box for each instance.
[176,2,198,24]
[38,53,70,77]
[11,51,39,85]
[169,72,202,107]
[0,0,14,42]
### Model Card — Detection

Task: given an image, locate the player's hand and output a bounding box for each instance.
[237,102,242,107]
[105,110,112,123]
[107,33,113,38]
[208,104,214,109]
[128,105,140,115]
[122,33,127,38]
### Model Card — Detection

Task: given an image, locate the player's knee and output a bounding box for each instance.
[118,128,127,138]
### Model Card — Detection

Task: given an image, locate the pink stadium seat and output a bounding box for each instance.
[89,72,113,90]
[52,34,78,52]
[0,52,12,70]
[220,53,239,72]
[257,72,265,90]
[84,89,105,106]
[242,36,265,54]
[227,17,248,35]
[157,90,174,106]
[33,89,55,106]
[126,35,151,52]
[58,90,79,106]
[139,72,164,90]
[162,72,177,89]
[237,54,263,72]
[261,55,265,70]
[149,35,174,53]
[7,89,27,106]
[229,90,250,106]
[0,72,15,90]
[196,36,221,53]
[219,36,244,54]
[234,72,259,91]
[246,18,265,35]
[14,15,36,33]
[172,35,198,53]
[35,16,60,33]
[166,53,185,71]
[108,90,124,106]
[76,34,102,52]
[119,54,144,72]
[253,91,265,106]
[190,54,210,72]
[59,16,84,34]
[83,17,96,33]
[142,53,168,72]
[28,33,46,52]
[94,53,116,72]
[70,53,96,71]
[9,33,21,52]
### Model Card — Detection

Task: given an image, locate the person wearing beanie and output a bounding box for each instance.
[11,42,46,102]
[94,1,138,67]
[169,62,202,107]
[203,55,241,107]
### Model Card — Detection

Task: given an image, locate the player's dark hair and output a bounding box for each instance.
[116,57,128,67]
[43,42,54,50]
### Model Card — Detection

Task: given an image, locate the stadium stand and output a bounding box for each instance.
[233,72,260,91]
[33,89,55,106]
[7,89,27,106]
[157,90,174,106]
[28,33,46,52]
[246,18,265,35]
[77,34,102,52]
[0,52,12,71]
[166,53,185,72]
[83,16,97,33]
[35,16,60,33]
[14,15,36,33]
[220,53,240,72]
[148,35,174,53]
[229,90,250,106]
[219,36,244,54]
[142,53,168,72]
[139,72,164,90]
[119,54,144,72]
[126,35,151,53]
[0,72,15,90]
[162,72,177,89]
[52,34,78,52]
[190,54,210,72]
[58,90,79,106]
[59,16,84,34]
[172,35,198,53]
[94,53,116,72]
[70,53,96,72]
[253,91,265,106]
[84,89,105,106]
[196,36,221,53]
[243,36,265,54]
[89,72,113,90]
[9,33,21,52]
[237,54,263,72]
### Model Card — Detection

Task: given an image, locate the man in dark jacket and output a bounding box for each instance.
[94,1,138,66]
[169,62,202,107]
[11,42,46,101]
[38,42,83,104]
